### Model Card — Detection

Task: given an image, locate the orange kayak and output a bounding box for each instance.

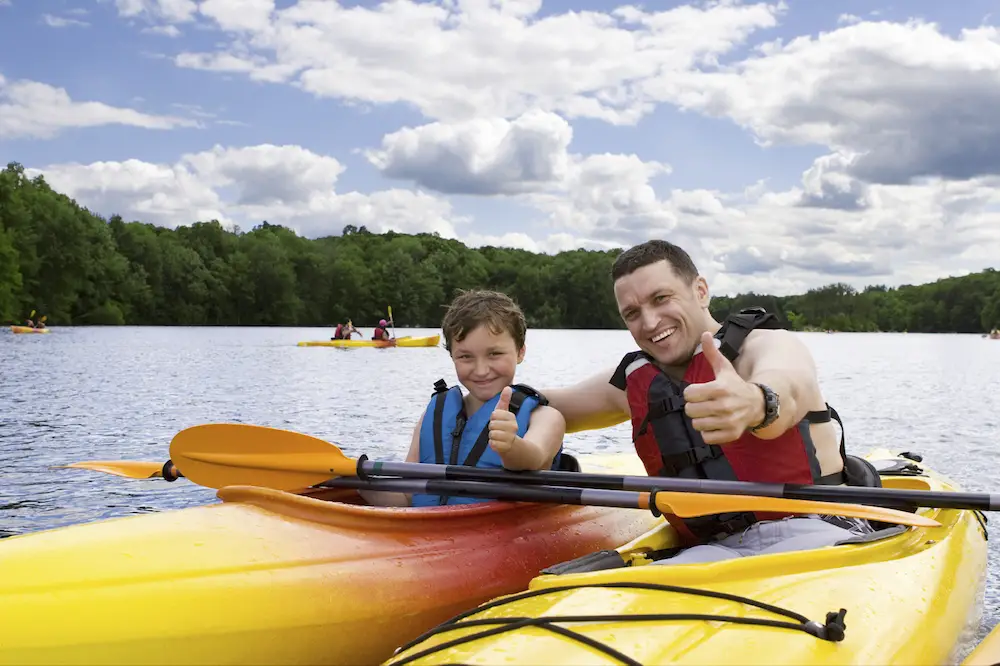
[0,455,657,665]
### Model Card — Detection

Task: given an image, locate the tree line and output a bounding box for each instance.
[2,162,998,333]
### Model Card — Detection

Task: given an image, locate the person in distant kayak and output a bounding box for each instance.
[332,321,359,340]
[372,319,393,341]
[541,239,880,564]
[360,290,570,507]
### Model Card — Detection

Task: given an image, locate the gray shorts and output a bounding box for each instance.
[653,515,875,566]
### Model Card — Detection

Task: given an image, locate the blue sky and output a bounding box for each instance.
[2,0,1000,295]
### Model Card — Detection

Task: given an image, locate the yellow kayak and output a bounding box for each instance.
[385,450,990,666]
[965,624,1000,665]
[298,334,440,348]
[10,325,49,334]
[0,453,656,665]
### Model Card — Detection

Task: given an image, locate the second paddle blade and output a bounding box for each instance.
[56,460,166,479]
[648,491,940,528]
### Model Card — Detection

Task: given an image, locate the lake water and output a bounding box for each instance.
[2,326,998,646]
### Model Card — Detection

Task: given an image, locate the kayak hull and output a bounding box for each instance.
[0,455,656,665]
[298,334,440,348]
[385,451,989,666]
[10,325,49,334]
[965,624,1000,665]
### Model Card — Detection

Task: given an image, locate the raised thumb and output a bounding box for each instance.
[495,386,513,412]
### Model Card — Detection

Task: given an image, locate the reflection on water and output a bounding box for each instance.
[2,326,998,640]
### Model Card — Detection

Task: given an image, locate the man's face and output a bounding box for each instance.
[614,260,710,368]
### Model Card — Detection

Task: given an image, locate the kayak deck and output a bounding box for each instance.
[298,334,440,348]
[385,451,989,666]
[0,454,656,666]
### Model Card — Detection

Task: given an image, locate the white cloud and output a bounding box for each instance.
[0,0,11,6]
[42,13,90,27]
[198,0,274,33]
[366,110,573,195]
[169,0,782,123]
[651,20,1000,184]
[142,24,182,37]
[26,145,464,240]
[181,144,345,206]
[0,74,200,139]
[112,0,197,23]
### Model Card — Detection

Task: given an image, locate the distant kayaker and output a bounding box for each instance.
[332,320,359,340]
[372,319,393,341]
[360,290,569,507]
[542,239,880,564]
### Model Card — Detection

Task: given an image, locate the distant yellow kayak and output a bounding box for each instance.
[298,334,440,348]
[10,326,49,334]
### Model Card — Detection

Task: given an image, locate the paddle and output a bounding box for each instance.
[168,424,938,527]
[65,423,996,517]
[58,460,183,481]
[388,305,396,340]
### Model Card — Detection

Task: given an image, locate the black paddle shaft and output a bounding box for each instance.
[359,460,1000,512]
[319,477,641,509]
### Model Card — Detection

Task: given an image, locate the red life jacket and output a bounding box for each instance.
[334,324,344,339]
[620,308,847,544]
[373,327,386,340]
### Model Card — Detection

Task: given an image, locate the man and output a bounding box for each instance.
[543,240,879,565]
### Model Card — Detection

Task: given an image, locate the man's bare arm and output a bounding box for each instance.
[542,369,631,433]
[737,329,820,439]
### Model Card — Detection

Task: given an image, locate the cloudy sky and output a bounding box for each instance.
[2,0,999,296]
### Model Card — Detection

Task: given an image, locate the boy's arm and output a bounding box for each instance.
[357,414,423,507]
[495,404,566,471]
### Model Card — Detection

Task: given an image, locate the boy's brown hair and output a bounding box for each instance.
[441,290,527,352]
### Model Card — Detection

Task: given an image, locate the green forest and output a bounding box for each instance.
[2,162,999,333]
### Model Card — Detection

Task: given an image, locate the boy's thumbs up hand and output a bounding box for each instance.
[489,386,518,454]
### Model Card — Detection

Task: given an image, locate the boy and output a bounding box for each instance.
[361,290,567,507]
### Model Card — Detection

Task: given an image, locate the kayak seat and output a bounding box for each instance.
[556,453,581,473]
[844,455,883,489]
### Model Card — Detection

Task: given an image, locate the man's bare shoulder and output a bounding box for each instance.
[736,328,816,371]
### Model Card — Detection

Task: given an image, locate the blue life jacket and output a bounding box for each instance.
[410,379,563,507]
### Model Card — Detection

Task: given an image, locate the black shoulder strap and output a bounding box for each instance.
[715,306,783,362]
[431,379,450,466]
[508,383,549,414]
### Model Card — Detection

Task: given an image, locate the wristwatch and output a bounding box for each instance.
[750,383,780,432]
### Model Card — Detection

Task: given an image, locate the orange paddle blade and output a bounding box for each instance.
[645,491,939,528]
[169,423,358,490]
[56,460,166,479]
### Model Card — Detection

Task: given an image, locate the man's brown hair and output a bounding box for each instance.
[441,290,527,352]
[610,239,699,284]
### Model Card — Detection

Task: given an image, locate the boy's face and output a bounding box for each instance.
[450,324,525,403]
